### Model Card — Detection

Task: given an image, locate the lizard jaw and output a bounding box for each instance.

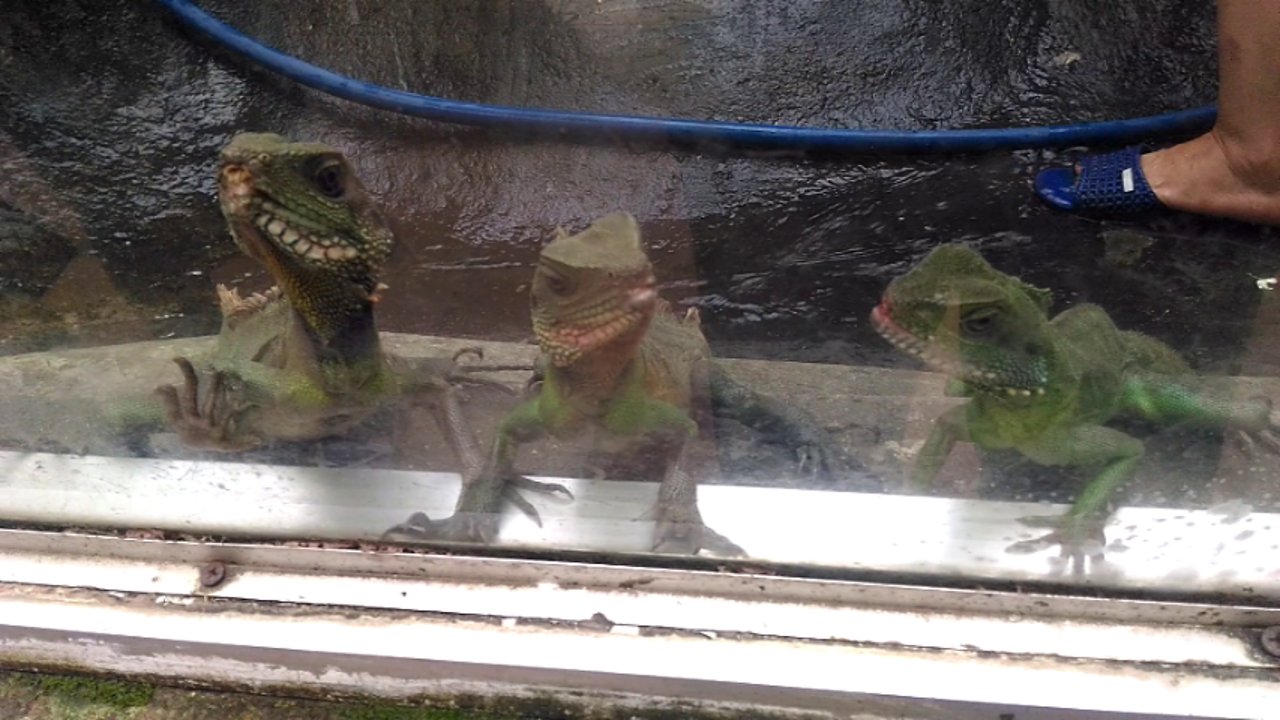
[871,302,1046,398]
[218,163,364,266]
[536,279,657,367]
[219,164,255,214]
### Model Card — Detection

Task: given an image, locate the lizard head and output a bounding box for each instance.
[531,212,658,367]
[871,244,1056,398]
[217,133,393,325]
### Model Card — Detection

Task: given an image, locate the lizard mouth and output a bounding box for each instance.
[536,278,657,367]
[870,301,1045,398]
[870,302,940,364]
[218,163,362,266]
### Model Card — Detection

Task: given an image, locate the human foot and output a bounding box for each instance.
[1034,131,1280,226]
[1139,131,1280,226]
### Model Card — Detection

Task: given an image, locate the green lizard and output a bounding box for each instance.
[871,244,1279,562]
[155,132,486,465]
[392,212,859,554]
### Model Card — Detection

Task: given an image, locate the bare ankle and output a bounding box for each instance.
[1207,127,1280,193]
[1139,129,1280,225]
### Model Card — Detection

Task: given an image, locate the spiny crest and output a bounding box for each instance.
[895,244,1052,314]
[920,244,996,272]
[221,132,336,160]
[540,212,650,273]
[896,244,1002,293]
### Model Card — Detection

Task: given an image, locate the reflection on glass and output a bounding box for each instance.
[156,133,409,453]
[385,212,855,554]
[872,244,1280,571]
[4,0,1280,599]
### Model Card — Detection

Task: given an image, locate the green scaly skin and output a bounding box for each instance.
[872,244,1279,564]
[394,213,857,555]
[155,133,484,467]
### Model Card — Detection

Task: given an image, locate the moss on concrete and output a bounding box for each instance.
[0,672,522,720]
[336,705,482,720]
[32,675,155,708]
[0,670,803,720]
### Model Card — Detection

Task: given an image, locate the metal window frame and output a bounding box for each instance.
[2,524,1278,720]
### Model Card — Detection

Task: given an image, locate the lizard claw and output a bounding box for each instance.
[502,476,574,527]
[793,437,868,485]
[794,442,837,478]
[652,518,746,557]
[445,372,520,396]
[647,501,745,557]
[155,357,256,451]
[1014,514,1066,529]
[381,511,437,539]
[383,510,501,544]
[448,346,537,373]
[509,475,574,500]
[440,346,524,396]
[1259,429,1280,454]
[451,346,485,366]
[1232,427,1280,456]
[1006,513,1107,575]
[1226,396,1280,456]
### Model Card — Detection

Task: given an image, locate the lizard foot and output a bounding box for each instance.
[442,346,524,396]
[383,511,501,544]
[449,346,538,374]
[1228,396,1280,455]
[1006,514,1107,574]
[1232,428,1280,456]
[385,475,572,544]
[793,436,868,486]
[648,502,745,557]
[155,357,256,451]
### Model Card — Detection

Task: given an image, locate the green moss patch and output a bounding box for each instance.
[33,675,156,708]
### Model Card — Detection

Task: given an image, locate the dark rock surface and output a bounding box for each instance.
[0,201,75,297]
[0,0,1274,367]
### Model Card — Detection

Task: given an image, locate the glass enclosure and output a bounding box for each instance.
[2,0,1277,599]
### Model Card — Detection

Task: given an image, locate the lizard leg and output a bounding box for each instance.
[908,404,971,492]
[387,397,562,543]
[1123,376,1280,452]
[430,382,485,477]
[610,392,743,556]
[707,365,867,485]
[647,447,745,557]
[1006,425,1144,573]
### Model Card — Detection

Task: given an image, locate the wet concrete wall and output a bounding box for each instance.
[2,0,1273,370]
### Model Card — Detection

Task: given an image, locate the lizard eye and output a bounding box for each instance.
[545,275,571,296]
[962,312,995,335]
[311,161,346,199]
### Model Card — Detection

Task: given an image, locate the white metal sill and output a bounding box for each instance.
[0,561,1276,720]
[0,536,1277,717]
[1,450,1279,598]
[2,452,1280,717]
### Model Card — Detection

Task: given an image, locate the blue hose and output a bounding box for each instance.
[157,0,1217,154]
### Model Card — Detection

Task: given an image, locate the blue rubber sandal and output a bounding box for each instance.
[1034,146,1164,214]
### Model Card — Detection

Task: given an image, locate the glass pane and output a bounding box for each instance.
[3,0,1277,594]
